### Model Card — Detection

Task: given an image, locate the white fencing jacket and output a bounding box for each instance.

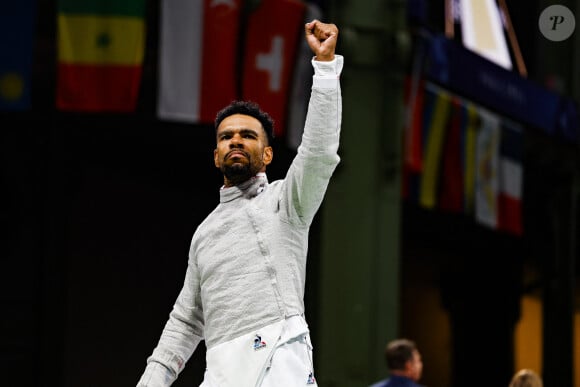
[137,55,343,387]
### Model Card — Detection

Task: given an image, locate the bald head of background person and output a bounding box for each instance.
[369,338,424,387]
[509,369,543,387]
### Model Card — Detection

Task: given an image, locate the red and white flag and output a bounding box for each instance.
[242,0,306,138]
[158,0,241,124]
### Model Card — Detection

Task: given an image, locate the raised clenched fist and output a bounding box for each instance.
[305,19,339,62]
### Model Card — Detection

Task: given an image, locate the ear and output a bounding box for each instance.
[262,146,273,166]
[214,148,220,168]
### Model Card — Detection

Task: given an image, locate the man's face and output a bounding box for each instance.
[408,350,423,381]
[214,114,273,187]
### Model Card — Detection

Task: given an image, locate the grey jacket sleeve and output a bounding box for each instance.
[280,55,344,226]
[137,252,204,387]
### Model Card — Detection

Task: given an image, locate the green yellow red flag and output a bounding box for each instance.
[56,0,146,112]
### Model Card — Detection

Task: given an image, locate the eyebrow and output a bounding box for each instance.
[218,128,260,137]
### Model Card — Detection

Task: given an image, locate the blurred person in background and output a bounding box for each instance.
[369,338,424,387]
[509,369,543,387]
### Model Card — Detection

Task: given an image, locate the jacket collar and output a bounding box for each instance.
[219,173,268,203]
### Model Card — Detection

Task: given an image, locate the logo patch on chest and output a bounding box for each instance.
[253,334,267,350]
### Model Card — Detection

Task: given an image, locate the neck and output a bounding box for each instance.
[222,172,266,188]
[390,370,412,379]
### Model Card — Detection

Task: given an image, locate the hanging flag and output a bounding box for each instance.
[0,1,37,111]
[158,0,242,124]
[474,108,501,230]
[462,103,479,214]
[286,1,322,150]
[438,96,465,213]
[497,119,524,235]
[242,0,306,138]
[403,35,429,173]
[403,76,426,173]
[402,84,436,202]
[418,88,452,209]
[56,0,146,112]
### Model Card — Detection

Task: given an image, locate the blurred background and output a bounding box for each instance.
[1,0,579,386]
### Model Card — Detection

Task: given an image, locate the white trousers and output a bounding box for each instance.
[200,316,317,387]
[259,333,317,387]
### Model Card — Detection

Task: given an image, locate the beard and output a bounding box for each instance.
[221,162,258,186]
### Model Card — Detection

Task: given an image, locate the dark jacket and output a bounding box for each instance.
[369,375,424,387]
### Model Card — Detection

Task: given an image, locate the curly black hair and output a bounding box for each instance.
[214,100,275,145]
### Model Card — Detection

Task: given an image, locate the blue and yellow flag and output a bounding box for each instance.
[419,89,452,209]
[0,2,37,111]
